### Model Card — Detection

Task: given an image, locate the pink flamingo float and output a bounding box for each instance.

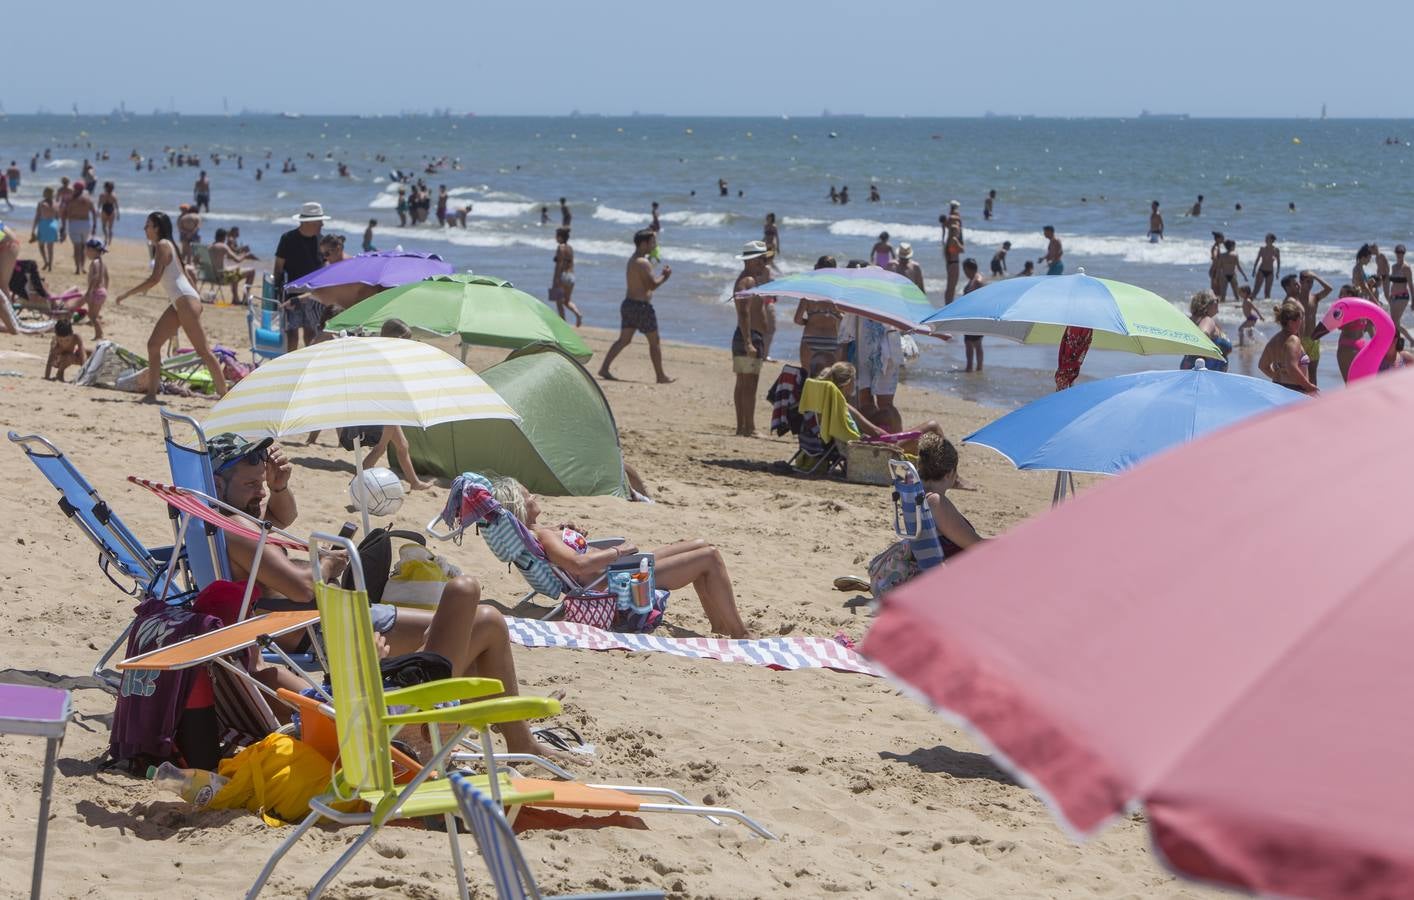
[1310,297,1395,383]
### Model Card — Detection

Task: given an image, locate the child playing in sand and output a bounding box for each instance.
[1238,285,1263,346]
[45,318,87,381]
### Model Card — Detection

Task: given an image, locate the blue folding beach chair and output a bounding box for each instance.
[160,410,323,675]
[449,772,666,900]
[9,430,189,687]
[247,274,286,365]
[889,459,945,572]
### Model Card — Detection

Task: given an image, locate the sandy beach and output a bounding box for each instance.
[0,239,1219,898]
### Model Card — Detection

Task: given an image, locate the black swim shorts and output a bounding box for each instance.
[620,297,658,334]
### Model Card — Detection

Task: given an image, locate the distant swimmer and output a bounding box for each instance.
[1040,225,1063,276]
[1190,194,1203,217]
[984,189,996,221]
[1213,239,1247,301]
[990,241,1011,277]
[828,185,839,203]
[436,185,449,226]
[1289,201,1296,212]
[718,178,728,197]
[1252,234,1280,299]
[763,212,780,258]
[650,201,661,233]
[395,188,408,226]
[868,184,880,202]
[363,219,377,253]
[839,185,849,204]
[559,197,571,228]
[1147,201,1163,242]
[941,200,964,303]
[540,205,550,226]
[1017,260,1035,277]
[193,170,211,212]
[598,229,673,383]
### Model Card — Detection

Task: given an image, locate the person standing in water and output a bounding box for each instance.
[1147,201,1164,242]
[763,212,780,258]
[1190,195,1203,217]
[1282,270,1332,386]
[941,201,964,303]
[650,201,661,234]
[549,227,582,326]
[193,170,211,212]
[871,232,895,267]
[1389,245,1414,343]
[362,219,377,252]
[559,197,571,228]
[97,181,119,246]
[990,241,1011,277]
[983,189,996,221]
[1040,226,1064,275]
[1252,234,1280,299]
[960,258,987,372]
[1213,240,1247,301]
[599,229,673,383]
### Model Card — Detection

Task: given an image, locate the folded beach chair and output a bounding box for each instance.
[247,532,561,900]
[449,773,666,900]
[248,274,285,365]
[789,378,857,477]
[428,472,658,622]
[889,459,945,572]
[9,431,188,687]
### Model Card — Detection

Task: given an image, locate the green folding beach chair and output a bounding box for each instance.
[246,532,561,900]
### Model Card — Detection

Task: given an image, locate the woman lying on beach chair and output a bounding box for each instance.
[490,477,751,639]
[207,434,558,758]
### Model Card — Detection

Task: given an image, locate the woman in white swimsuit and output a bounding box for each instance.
[115,211,228,401]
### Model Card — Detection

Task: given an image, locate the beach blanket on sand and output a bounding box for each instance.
[507,618,881,677]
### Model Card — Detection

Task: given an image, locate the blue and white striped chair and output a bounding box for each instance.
[889,459,946,572]
[449,772,665,900]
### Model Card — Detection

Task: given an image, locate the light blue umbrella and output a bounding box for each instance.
[964,368,1306,501]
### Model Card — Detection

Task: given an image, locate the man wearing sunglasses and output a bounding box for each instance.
[207,434,557,758]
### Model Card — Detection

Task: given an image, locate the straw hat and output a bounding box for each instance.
[898,242,914,260]
[735,240,773,260]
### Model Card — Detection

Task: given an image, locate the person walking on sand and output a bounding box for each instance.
[1252,234,1281,299]
[193,170,211,212]
[730,241,771,436]
[942,201,964,302]
[30,187,60,272]
[1147,201,1164,242]
[114,211,228,402]
[549,227,582,326]
[1040,225,1064,275]
[598,229,673,383]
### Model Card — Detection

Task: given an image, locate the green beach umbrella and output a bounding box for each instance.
[921,272,1223,358]
[326,273,592,362]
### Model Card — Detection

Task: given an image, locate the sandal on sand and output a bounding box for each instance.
[533,725,596,757]
[833,575,870,593]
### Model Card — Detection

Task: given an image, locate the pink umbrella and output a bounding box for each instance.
[863,367,1414,900]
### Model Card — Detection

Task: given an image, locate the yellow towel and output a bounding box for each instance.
[799,378,861,447]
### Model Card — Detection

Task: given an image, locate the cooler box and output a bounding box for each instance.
[845,441,904,486]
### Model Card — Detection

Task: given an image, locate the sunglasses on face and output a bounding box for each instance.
[214,447,269,475]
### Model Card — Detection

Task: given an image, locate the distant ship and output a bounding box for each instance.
[280,111,303,119]
[1138,110,1189,120]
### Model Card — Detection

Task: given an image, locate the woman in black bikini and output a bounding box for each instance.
[97,181,119,246]
[1390,244,1414,343]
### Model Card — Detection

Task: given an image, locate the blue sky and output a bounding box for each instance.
[8,1,1410,118]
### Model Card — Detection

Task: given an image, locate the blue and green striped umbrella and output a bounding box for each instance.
[734,267,936,332]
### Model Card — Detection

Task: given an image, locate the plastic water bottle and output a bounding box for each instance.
[147,762,229,808]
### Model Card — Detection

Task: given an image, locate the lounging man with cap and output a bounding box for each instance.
[731,241,772,436]
[598,228,674,383]
[207,433,560,758]
[273,202,332,351]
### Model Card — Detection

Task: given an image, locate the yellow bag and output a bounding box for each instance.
[383,544,459,609]
[209,733,333,826]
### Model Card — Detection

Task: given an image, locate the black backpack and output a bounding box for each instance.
[343,527,427,604]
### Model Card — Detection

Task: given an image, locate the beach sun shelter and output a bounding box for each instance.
[403,342,629,498]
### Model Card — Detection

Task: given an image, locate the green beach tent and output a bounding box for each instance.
[403,342,629,498]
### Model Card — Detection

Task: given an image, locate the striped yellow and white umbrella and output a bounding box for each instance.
[203,336,519,438]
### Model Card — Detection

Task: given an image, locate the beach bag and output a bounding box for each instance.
[209,733,333,826]
[76,340,139,388]
[561,592,618,629]
[383,544,460,609]
[342,528,426,604]
[868,540,920,598]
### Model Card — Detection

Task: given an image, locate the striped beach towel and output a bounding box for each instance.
[506,618,881,677]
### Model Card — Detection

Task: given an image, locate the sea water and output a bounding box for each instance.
[6,114,1410,406]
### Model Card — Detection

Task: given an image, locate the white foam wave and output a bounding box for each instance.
[42,159,78,170]
[467,201,536,218]
[369,193,397,209]
[593,205,648,225]
[828,217,938,245]
[782,216,830,228]
[481,190,532,202]
[661,210,730,228]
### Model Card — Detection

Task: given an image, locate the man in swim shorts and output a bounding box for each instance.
[1148,201,1164,242]
[1040,225,1064,276]
[599,229,673,383]
[61,183,97,275]
[730,241,771,436]
[1284,270,1332,385]
[193,170,211,212]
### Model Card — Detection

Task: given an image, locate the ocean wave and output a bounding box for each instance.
[468,201,537,218]
[42,159,78,170]
[782,216,830,228]
[593,205,649,225]
[593,205,732,228]
[828,217,939,244]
